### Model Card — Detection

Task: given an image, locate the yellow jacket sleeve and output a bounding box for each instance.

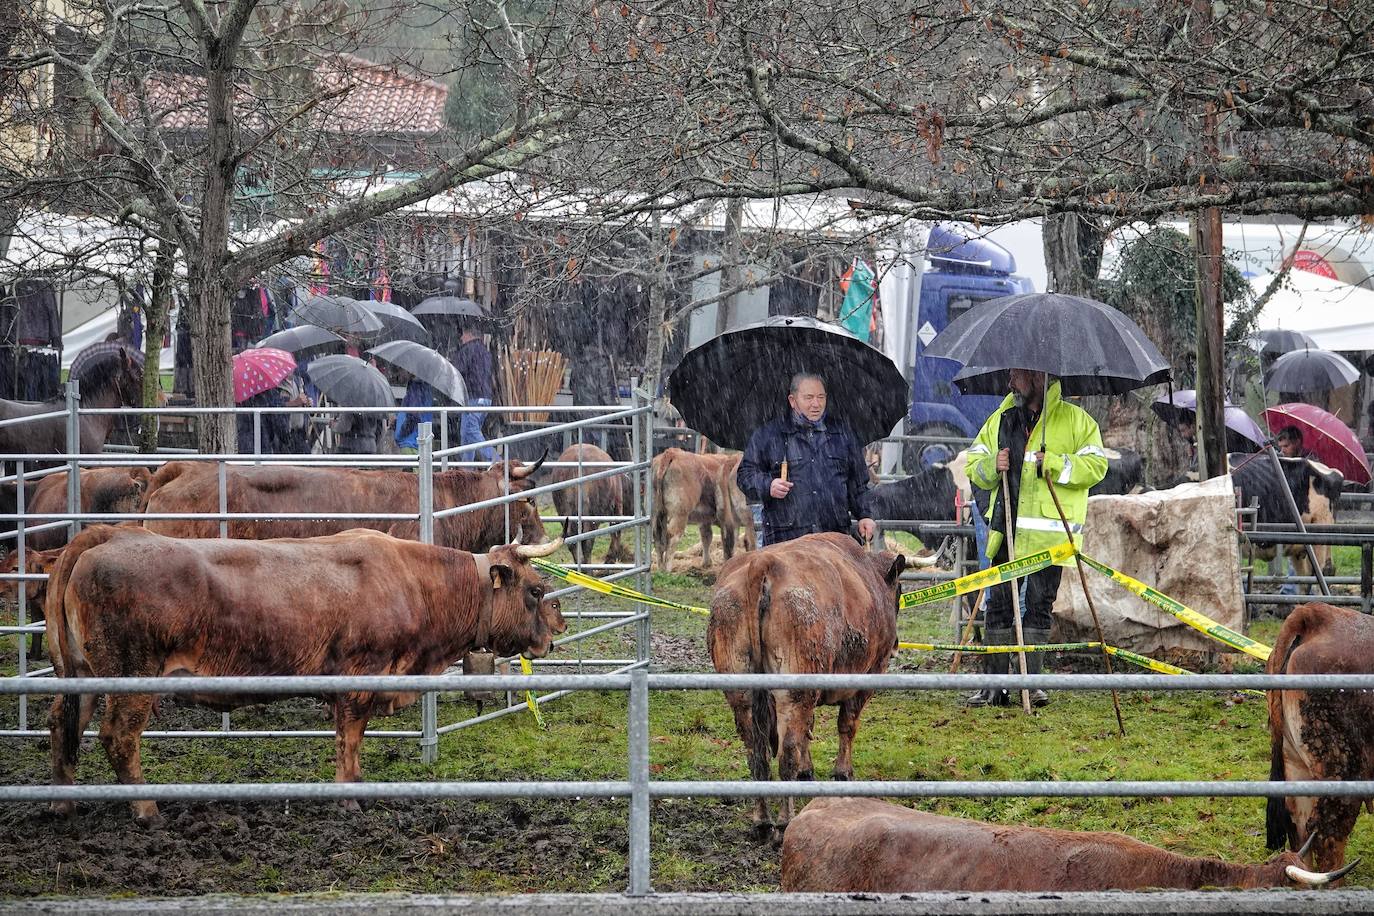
[1040,412,1108,490]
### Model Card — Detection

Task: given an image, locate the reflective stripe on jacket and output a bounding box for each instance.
[965,380,1107,564]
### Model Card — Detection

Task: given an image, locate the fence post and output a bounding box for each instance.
[15,458,26,731]
[253,410,262,466]
[65,380,81,540]
[627,665,653,896]
[217,461,228,541]
[633,392,652,665]
[418,422,438,763]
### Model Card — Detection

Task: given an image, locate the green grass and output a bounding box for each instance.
[2,519,1370,894]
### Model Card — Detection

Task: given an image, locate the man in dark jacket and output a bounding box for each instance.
[737,373,877,546]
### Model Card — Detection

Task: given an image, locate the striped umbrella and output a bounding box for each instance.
[69,342,146,382]
[233,348,297,404]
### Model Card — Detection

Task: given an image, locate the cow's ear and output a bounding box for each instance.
[489,564,514,590]
[885,554,907,586]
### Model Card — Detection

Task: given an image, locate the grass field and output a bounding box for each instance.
[0,519,1368,896]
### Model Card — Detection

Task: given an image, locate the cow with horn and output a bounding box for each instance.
[46,526,566,825]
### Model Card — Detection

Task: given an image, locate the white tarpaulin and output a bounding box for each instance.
[1053,475,1244,656]
[1248,269,1374,351]
[61,309,176,373]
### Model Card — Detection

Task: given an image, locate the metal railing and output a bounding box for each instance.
[0,385,656,755]
[2,669,1372,896]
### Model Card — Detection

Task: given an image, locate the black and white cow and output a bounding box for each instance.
[867,447,1148,548]
[1230,452,1344,590]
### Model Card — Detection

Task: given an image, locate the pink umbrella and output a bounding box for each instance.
[233,347,296,404]
[1263,402,1372,485]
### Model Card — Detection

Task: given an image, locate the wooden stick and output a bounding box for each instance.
[1001,472,1034,715]
[1043,475,1127,737]
[949,587,986,674]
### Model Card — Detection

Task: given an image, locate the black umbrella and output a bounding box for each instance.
[1247,328,1317,357]
[666,315,907,449]
[254,324,346,358]
[361,300,431,345]
[412,296,485,321]
[925,293,1171,395]
[1264,347,1359,393]
[367,340,467,404]
[304,355,395,408]
[290,294,385,338]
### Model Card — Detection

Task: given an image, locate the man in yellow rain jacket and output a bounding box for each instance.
[964,370,1106,707]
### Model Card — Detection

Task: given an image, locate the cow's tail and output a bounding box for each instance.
[1266,612,1308,851]
[651,450,677,555]
[746,559,778,762]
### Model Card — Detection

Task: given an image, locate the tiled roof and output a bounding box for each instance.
[133,55,448,136]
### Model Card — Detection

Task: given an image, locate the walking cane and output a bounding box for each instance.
[1001,472,1034,715]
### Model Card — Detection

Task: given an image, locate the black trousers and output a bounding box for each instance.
[984,543,1064,631]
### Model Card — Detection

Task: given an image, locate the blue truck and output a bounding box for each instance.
[905,225,1035,470]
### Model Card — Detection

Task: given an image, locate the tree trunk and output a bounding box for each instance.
[139,242,175,453]
[1193,207,1227,480]
[1042,213,1104,297]
[191,36,239,454]
[189,270,234,453]
[642,214,669,410]
[716,198,743,335]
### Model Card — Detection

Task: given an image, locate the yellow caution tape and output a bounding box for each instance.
[533,559,710,615]
[900,541,1077,609]
[898,641,1102,653]
[518,655,547,729]
[1102,644,1265,697]
[1077,554,1271,662]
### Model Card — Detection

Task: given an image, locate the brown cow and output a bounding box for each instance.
[46,525,567,825]
[652,448,755,571]
[141,458,546,550]
[5,467,152,554]
[550,444,631,567]
[782,797,1356,891]
[1267,602,1374,871]
[2,547,63,658]
[708,532,906,837]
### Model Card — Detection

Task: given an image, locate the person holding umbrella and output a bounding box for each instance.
[451,320,496,462]
[963,369,1107,709]
[394,377,434,456]
[737,372,877,546]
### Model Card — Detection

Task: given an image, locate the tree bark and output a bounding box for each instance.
[190,35,240,454]
[1042,213,1104,297]
[642,214,669,409]
[140,242,175,453]
[716,198,743,336]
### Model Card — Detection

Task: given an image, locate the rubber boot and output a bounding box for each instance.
[1022,627,1052,707]
[964,628,1013,707]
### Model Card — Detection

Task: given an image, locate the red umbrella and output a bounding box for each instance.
[232,347,296,404]
[1263,402,1372,485]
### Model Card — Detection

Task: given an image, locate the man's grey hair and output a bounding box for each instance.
[789,372,826,394]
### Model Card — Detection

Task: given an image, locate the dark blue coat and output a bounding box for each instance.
[737,413,872,545]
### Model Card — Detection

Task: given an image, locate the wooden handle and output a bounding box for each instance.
[779,459,789,482]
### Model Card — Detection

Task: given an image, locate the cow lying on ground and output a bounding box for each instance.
[1267,602,1374,871]
[782,797,1356,891]
[708,533,906,838]
[1231,453,1344,590]
[549,444,631,567]
[141,457,546,550]
[652,448,755,571]
[46,526,567,825]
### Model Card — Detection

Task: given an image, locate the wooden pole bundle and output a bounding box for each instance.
[502,349,566,422]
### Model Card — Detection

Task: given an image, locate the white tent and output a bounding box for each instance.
[61,308,176,373]
[1250,270,1374,351]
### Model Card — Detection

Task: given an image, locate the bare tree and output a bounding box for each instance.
[4,0,582,449]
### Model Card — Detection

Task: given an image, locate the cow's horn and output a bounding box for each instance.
[1296,832,1317,859]
[511,449,549,479]
[1286,858,1361,887]
[514,537,562,559]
